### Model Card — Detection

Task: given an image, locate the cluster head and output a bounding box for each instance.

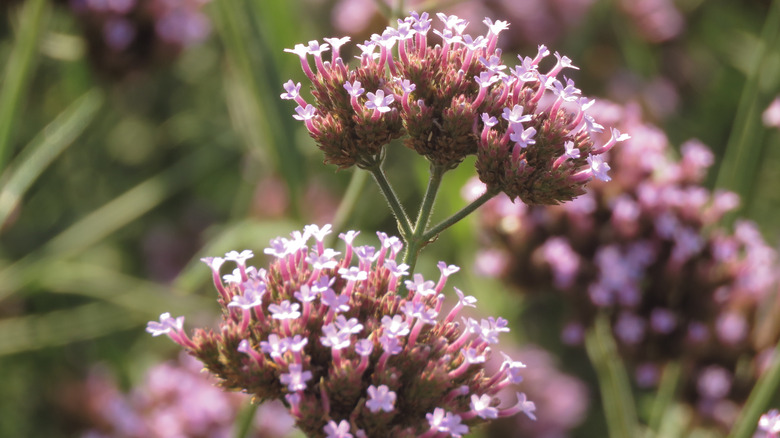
[67,0,211,77]
[473,102,779,428]
[148,225,534,437]
[79,353,296,437]
[757,409,780,438]
[282,12,626,205]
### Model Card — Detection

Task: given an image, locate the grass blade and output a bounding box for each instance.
[0,302,139,356]
[585,313,640,438]
[0,0,50,171]
[715,0,780,220]
[0,89,104,229]
[0,147,230,301]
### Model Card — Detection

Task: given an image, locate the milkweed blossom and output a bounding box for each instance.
[148,225,534,437]
[473,102,780,428]
[282,12,627,205]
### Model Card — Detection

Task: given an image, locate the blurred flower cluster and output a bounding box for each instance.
[757,409,780,438]
[62,0,211,76]
[78,353,296,438]
[148,225,535,437]
[764,97,780,130]
[471,101,780,428]
[327,0,683,46]
[484,345,589,438]
[283,12,628,205]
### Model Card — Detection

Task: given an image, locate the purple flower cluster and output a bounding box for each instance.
[79,353,295,438]
[148,225,534,437]
[65,0,211,76]
[328,0,681,47]
[757,409,780,438]
[484,346,589,437]
[472,102,779,427]
[282,12,627,205]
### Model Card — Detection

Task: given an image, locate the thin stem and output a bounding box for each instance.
[0,89,103,230]
[212,0,304,217]
[412,164,445,235]
[392,0,405,20]
[585,313,639,438]
[0,0,49,172]
[233,401,258,438]
[327,169,368,247]
[422,189,498,243]
[714,0,780,222]
[727,338,780,438]
[648,361,681,434]
[402,164,445,273]
[367,162,412,238]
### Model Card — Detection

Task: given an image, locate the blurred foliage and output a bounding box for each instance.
[0,0,778,437]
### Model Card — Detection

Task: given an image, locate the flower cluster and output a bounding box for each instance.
[471,102,780,427]
[65,0,211,76]
[483,345,589,437]
[148,225,534,437]
[764,96,780,129]
[327,0,680,49]
[282,12,627,205]
[757,409,780,438]
[78,354,295,438]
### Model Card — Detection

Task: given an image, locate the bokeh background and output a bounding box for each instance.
[1,0,779,436]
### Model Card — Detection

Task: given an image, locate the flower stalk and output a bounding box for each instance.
[281,12,622,274]
[585,314,639,438]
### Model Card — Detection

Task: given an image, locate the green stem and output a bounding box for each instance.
[402,164,445,273]
[392,0,405,19]
[327,170,368,247]
[421,189,498,243]
[367,163,412,238]
[714,0,780,221]
[648,361,681,434]
[585,313,639,438]
[0,89,103,229]
[727,339,780,438]
[0,0,49,171]
[233,401,258,438]
[212,0,303,217]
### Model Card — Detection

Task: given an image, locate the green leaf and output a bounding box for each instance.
[0,147,230,301]
[0,89,104,229]
[0,0,50,171]
[0,302,141,356]
[585,313,640,438]
[715,0,780,222]
[209,0,305,213]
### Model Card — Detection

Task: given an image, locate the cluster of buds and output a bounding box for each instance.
[77,354,295,438]
[471,102,780,427]
[148,225,535,437]
[282,12,627,205]
[64,0,211,76]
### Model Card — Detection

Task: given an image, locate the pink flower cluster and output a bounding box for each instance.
[472,102,780,428]
[282,12,628,205]
[67,0,211,76]
[757,409,780,438]
[79,354,295,438]
[148,225,534,437]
